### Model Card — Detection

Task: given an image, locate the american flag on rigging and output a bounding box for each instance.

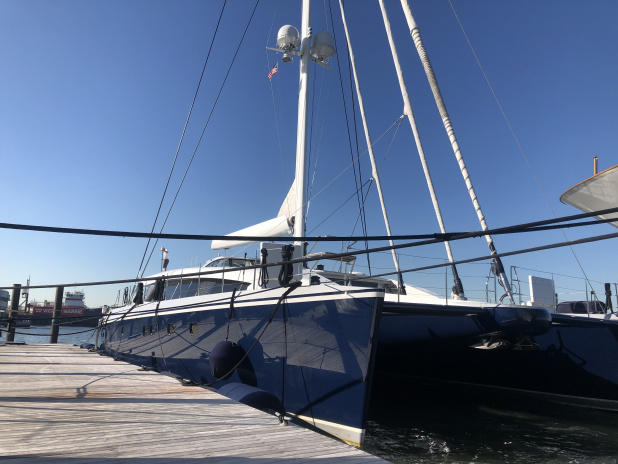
[267,63,278,80]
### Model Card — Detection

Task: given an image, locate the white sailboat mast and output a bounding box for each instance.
[293,0,312,250]
[399,0,514,303]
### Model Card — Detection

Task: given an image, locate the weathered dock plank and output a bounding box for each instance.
[0,344,388,463]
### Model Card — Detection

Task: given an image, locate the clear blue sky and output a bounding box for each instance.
[1,0,617,308]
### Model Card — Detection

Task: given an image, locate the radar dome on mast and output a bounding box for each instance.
[310,31,335,65]
[276,25,300,63]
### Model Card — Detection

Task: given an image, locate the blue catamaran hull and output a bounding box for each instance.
[98,285,383,446]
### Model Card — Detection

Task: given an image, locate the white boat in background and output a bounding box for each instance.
[561,159,618,227]
[0,288,31,328]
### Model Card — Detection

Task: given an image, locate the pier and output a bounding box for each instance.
[0,344,388,463]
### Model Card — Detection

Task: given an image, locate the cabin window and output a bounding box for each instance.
[204,259,226,268]
[142,326,146,336]
[195,279,249,296]
[121,326,124,336]
[189,322,199,336]
[198,280,216,295]
[165,278,249,299]
[204,258,255,268]
[180,279,199,298]
[165,280,181,300]
[144,282,163,302]
[167,324,175,335]
[150,324,156,335]
[349,279,380,289]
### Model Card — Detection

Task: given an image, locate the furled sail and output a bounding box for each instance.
[211,182,296,250]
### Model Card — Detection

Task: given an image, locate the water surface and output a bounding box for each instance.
[366,380,618,463]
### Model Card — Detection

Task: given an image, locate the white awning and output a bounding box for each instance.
[560,164,618,228]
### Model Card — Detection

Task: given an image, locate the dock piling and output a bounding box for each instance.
[49,286,64,343]
[6,284,20,342]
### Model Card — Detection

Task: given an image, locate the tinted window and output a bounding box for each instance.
[165,280,181,300]
[205,259,226,268]
[573,302,587,314]
[180,279,199,298]
[198,280,248,294]
[165,278,248,298]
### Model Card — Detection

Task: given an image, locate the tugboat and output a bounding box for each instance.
[29,290,102,327]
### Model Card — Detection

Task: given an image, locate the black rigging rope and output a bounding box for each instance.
[138,0,262,278]
[3,206,618,246]
[141,0,262,277]
[328,0,372,274]
[3,208,618,293]
[136,0,229,279]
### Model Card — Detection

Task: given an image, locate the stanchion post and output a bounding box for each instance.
[6,284,21,342]
[49,286,64,344]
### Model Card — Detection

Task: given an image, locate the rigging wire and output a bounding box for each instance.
[309,178,374,234]
[447,0,596,294]
[265,0,287,178]
[365,230,618,284]
[306,69,335,219]
[6,208,618,294]
[3,207,618,249]
[284,113,375,241]
[306,64,318,222]
[306,55,336,219]
[136,0,229,279]
[139,0,262,277]
[308,116,404,234]
[328,0,371,274]
[347,117,405,246]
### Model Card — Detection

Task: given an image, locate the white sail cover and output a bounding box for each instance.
[211,216,292,250]
[560,164,618,228]
[211,181,296,250]
[278,179,296,219]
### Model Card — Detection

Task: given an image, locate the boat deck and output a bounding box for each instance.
[0,343,388,463]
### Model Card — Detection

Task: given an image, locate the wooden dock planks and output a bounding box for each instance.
[0,343,388,463]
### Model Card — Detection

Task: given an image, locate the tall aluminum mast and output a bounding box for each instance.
[293,0,312,250]
[267,0,334,273]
